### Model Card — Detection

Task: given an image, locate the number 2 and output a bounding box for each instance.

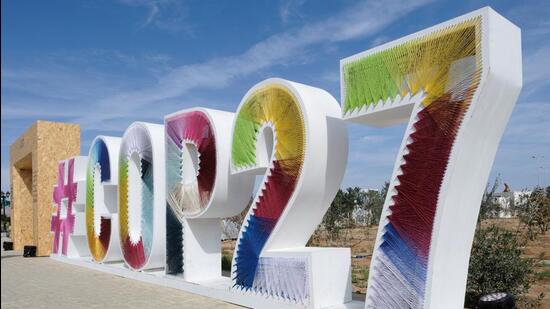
[230,78,349,307]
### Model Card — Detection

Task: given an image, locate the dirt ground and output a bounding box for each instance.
[221,218,549,307]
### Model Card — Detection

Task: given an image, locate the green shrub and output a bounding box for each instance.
[221,254,232,272]
[515,186,550,240]
[364,182,388,226]
[465,225,536,308]
[363,267,369,281]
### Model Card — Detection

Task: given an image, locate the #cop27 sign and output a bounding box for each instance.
[50,7,522,309]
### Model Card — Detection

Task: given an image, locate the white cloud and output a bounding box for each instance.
[361,135,388,143]
[73,0,432,128]
[1,66,124,102]
[2,102,85,120]
[279,0,306,25]
[522,44,550,96]
[2,0,433,131]
[320,70,340,83]
[118,0,192,33]
[503,101,550,143]
[370,35,389,47]
[1,0,433,191]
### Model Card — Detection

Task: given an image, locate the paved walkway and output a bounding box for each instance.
[1,250,241,309]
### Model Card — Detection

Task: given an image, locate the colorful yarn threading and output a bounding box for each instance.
[342,18,482,308]
[165,204,184,275]
[86,139,112,262]
[166,111,216,218]
[231,85,306,292]
[51,159,77,255]
[164,110,217,275]
[119,125,155,270]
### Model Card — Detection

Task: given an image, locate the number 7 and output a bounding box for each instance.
[341,8,522,308]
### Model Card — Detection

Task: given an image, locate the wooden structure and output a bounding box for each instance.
[10,121,80,256]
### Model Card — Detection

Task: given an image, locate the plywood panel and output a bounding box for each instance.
[10,120,80,256]
[10,167,33,250]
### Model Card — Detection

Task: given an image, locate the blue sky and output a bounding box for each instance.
[1,0,549,192]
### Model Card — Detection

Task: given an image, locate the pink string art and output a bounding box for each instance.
[51,158,77,255]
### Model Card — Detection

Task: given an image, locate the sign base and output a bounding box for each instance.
[50,254,364,309]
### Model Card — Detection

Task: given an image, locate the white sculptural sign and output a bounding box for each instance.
[50,7,521,309]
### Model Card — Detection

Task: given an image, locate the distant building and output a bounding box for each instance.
[352,207,368,225]
[221,219,240,240]
[493,186,531,218]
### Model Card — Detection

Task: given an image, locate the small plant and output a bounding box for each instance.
[351,272,358,284]
[363,182,388,226]
[323,188,362,240]
[321,183,389,242]
[322,189,345,240]
[350,265,369,288]
[515,186,550,240]
[465,225,536,308]
[478,177,503,221]
[221,254,232,272]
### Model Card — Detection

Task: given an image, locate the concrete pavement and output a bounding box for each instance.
[1,250,241,309]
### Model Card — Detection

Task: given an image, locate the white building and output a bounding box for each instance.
[493,190,531,218]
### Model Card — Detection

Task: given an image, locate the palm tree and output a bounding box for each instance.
[1,191,10,232]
